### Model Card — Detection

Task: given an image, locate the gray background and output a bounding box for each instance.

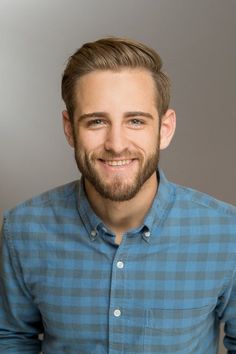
[0,1,235,353]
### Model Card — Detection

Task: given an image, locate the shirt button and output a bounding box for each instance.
[90,230,97,237]
[144,231,150,237]
[117,261,124,269]
[114,309,121,317]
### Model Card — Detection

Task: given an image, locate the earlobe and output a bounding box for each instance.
[159,109,176,150]
[62,110,75,148]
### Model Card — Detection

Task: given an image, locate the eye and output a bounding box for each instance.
[86,119,107,128]
[128,118,145,128]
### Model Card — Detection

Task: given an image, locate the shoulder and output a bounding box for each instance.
[3,180,79,224]
[1,181,82,259]
[170,180,236,218]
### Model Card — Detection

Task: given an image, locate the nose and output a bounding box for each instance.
[104,124,128,154]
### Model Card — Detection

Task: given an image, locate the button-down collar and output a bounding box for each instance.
[76,169,176,242]
[142,169,176,243]
[76,178,102,240]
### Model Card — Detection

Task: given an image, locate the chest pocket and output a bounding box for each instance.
[144,304,215,354]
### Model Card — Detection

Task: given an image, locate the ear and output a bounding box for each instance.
[62,110,75,147]
[159,109,176,150]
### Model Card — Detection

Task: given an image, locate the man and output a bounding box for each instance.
[0,37,236,354]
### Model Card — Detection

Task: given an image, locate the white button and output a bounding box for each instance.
[114,309,121,317]
[117,261,124,269]
[144,231,150,237]
[90,230,97,237]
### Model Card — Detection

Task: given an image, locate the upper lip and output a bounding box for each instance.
[99,158,136,166]
[99,158,135,161]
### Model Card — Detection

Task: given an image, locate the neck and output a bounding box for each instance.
[84,172,158,239]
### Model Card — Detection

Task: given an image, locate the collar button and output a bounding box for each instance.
[143,231,150,238]
[90,230,97,238]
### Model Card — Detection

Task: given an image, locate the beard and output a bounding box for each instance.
[74,142,160,202]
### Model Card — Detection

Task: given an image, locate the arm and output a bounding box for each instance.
[0,217,43,353]
[218,268,236,354]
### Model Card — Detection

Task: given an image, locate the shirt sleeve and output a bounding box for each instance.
[218,264,236,354]
[0,216,43,353]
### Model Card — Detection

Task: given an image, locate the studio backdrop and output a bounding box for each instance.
[0,1,235,353]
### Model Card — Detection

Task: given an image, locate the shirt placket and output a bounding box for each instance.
[108,234,128,354]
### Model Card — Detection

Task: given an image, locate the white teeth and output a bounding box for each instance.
[105,159,132,166]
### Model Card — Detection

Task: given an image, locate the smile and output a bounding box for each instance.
[101,159,133,166]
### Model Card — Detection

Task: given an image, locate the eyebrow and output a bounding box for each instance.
[78,112,109,121]
[78,111,154,121]
[124,111,154,119]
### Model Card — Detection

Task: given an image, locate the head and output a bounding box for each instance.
[62,37,170,123]
[62,37,176,202]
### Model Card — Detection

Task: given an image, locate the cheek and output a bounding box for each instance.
[132,131,159,153]
[76,131,105,152]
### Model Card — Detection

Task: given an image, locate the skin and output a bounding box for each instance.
[63,69,176,244]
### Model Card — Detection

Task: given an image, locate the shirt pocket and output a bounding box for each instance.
[144,304,214,354]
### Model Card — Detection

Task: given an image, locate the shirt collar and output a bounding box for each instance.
[76,178,102,240]
[76,168,176,242]
[142,169,176,243]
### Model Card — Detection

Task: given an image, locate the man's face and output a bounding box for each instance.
[68,69,162,201]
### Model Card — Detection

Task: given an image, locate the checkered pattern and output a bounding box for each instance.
[1,170,236,353]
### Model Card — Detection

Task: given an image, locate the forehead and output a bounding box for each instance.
[74,69,157,112]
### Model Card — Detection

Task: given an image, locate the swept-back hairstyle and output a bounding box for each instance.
[61,37,170,121]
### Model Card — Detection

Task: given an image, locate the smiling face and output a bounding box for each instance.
[63,69,175,201]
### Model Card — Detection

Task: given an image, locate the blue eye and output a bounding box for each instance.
[87,119,106,127]
[132,119,142,124]
[129,119,145,127]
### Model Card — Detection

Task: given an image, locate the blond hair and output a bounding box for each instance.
[62,37,170,120]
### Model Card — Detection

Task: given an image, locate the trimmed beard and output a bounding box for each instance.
[74,142,160,202]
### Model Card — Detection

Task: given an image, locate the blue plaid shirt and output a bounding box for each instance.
[1,170,236,354]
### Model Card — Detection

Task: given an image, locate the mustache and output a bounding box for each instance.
[90,150,141,160]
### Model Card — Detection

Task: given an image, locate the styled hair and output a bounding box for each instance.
[61,37,170,121]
